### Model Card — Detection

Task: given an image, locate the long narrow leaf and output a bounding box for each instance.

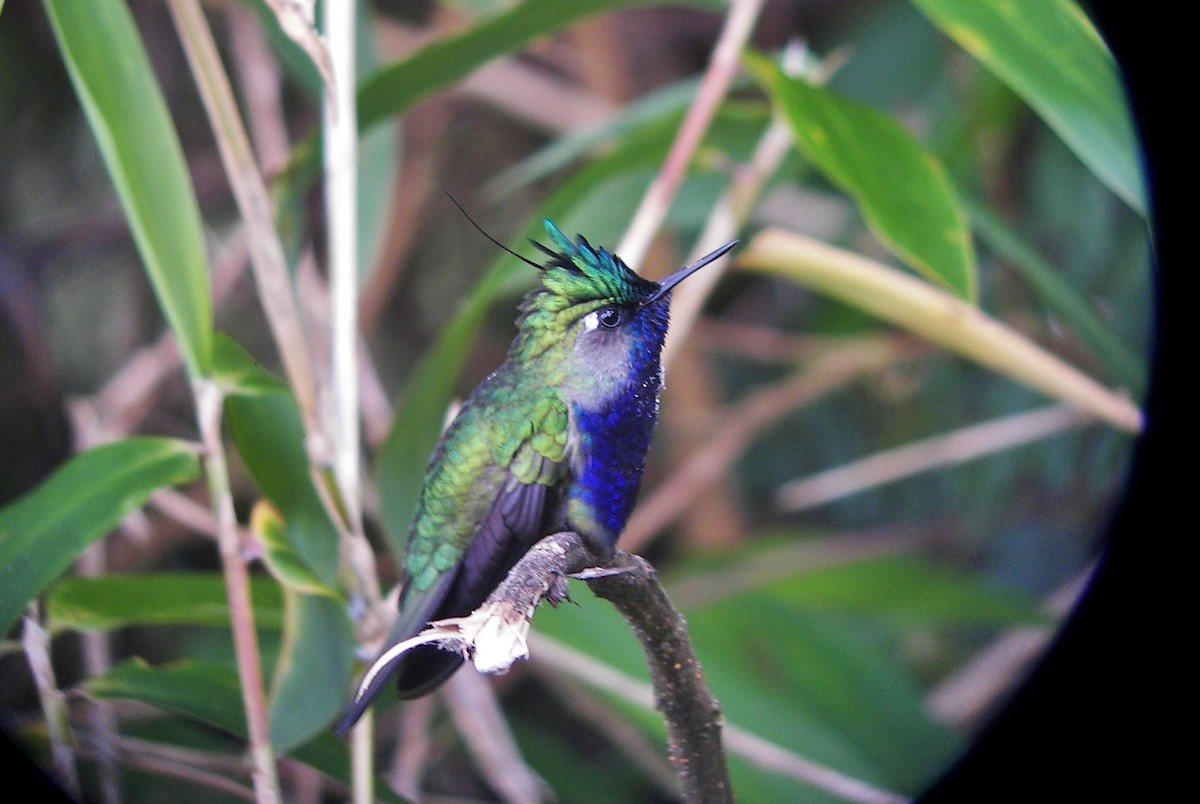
[47,574,285,631]
[358,0,709,132]
[268,591,353,753]
[964,197,1146,397]
[43,0,213,378]
[910,0,1144,214]
[0,438,200,634]
[88,659,403,800]
[738,228,1143,433]
[748,53,977,302]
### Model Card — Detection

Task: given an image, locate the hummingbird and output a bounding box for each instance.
[335,219,737,735]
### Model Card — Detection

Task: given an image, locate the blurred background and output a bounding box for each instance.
[0,0,1156,801]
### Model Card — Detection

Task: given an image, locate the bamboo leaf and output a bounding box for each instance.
[738,228,1143,433]
[43,0,213,377]
[225,371,340,586]
[964,197,1146,397]
[89,658,247,735]
[47,574,285,631]
[358,0,709,132]
[88,658,403,799]
[268,589,354,753]
[0,438,200,635]
[212,332,289,397]
[748,53,977,301]
[250,502,340,598]
[910,0,1145,214]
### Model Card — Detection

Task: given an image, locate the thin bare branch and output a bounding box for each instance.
[22,609,81,799]
[443,669,550,804]
[537,670,680,796]
[166,0,322,457]
[722,725,907,804]
[228,5,290,177]
[77,730,263,800]
[667,526,932,610]
[660,65,797,372]
[617,0,766,266]
[194,378,280,804]
[776,404,1093,512]
[149,488,219,539]
[927,565,1094,730]
[386,696,436,800]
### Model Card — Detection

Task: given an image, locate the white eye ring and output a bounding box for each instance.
[583,311,600,331]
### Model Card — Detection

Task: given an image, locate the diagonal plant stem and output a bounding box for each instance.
[166,0,318,443]
[776,404,1093,512]
[443,669,549,803]
[22,609,81,799]
[195,378,281,804]
[616,0,765,267]
[165,0,373,604]
[927,564,1093,729]
[166,0,382,607]
[661,40,816,373]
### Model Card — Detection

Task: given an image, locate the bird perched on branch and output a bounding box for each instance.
[335,218,737,735]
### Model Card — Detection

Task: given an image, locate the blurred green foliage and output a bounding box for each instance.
[0,0,1150,800]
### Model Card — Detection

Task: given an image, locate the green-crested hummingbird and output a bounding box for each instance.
[335,220,737,735]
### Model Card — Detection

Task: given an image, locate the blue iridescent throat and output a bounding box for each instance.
[569,305,669,544]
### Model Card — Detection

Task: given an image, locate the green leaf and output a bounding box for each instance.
[727,554,1044,626]
[43,0,213,377]
[89,658,247,734]
[268,590,354,753]
[226,384,340,586]
[211,333,289,397]
[89,658,404,800]
[244,0,323,97]
[964,196,1146,397]
[250,503,340,598]
[0,438,200,635]
[689,601,961,794]
[738,228,1144,433]
[358,0,683,132]
[47,574,285,631]
[355,0,401,284]
[909,0,1144,215]
[747,53,977,302]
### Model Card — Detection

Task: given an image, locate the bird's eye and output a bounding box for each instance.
[598,307,622,328]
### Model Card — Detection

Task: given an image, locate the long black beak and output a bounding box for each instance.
[641,239,739,307]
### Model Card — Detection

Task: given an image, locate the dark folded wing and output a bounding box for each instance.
[334,474,555,735]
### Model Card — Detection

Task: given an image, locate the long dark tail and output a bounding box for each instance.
[333,646,463,737]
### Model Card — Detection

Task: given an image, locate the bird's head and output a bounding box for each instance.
[511,221,737,406]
